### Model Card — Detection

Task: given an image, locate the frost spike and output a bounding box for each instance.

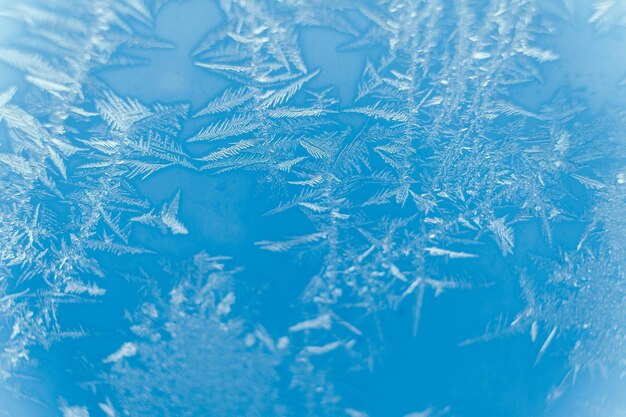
[263,69,320,108]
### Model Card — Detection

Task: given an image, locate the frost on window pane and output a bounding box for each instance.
[0,0,624,416]
[103,253,282,416]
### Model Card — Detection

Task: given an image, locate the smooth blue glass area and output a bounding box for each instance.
[0,1,624,416]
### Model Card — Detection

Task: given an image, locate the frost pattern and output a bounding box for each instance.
[104,253,281,417]
[0,0,624,416]
[0,0,190,380]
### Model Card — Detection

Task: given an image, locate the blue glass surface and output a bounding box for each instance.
[0,1,624,416]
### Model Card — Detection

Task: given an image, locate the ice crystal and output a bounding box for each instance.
[0,0,624,416]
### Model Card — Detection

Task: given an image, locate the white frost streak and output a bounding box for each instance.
[217,292,235,316]
[425,247,478,259]
[304,341,342,356]
[535,326,558,365]
[60,402,90,417]
[289,314,331,332]
[104,342,138,364]
[98,398,117,417]
[161,190,189,235]
[345,408,369,417]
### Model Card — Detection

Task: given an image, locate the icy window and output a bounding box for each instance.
[0,1,624,416]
